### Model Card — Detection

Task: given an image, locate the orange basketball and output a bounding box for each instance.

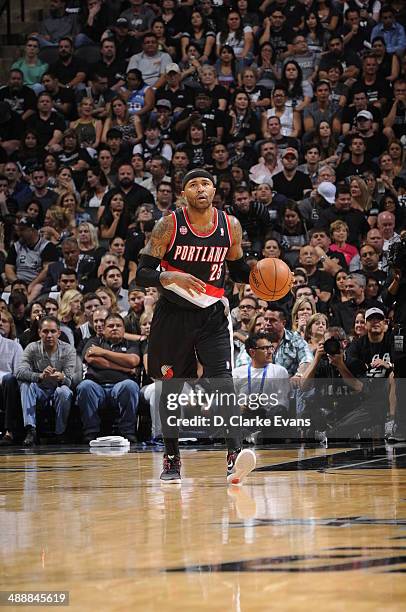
[249,258,293,301]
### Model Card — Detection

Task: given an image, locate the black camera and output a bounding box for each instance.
[323,338,341,355]
[388,236,406,270]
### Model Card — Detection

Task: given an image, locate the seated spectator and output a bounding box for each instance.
[5,216,58,300]
[11,37,48,94]
[69,98,102,150]
[41,71,76,120]
[0,69,37,122]
[127,33,172,88]
[89,38,127,92]
[272,148,313,201]
[272,201,309,267]
[79,0,111,45]
[383,79,406,141]
[0,330,24,445]
[303,80,341,136]
[101,95,143,147]
[331,273,383,334]
[74,292,102,351]
[57,288,84,343]
[49,37,87,89]
[19,301,46,349]
[25,92,65,151]
[101,265,129,312]
[36,0,79,48]
[297,244,334,303]
[95,285,120,314]
[77,313,141,443]
[313,120,340,166]
[28,166,58,212]
[263,306,313,378]
[304,313,329,353]
[133,121,173,165]
[233,332,290,421]
[119,0,156,39]
[0,103,24,162]
[371,5,406,55]
[352,309,367,341]
[329,220,359,267]
[98,191,131,240]
[216,10,254,68]
[284,35,319,85]
[291,296,316,336]
[16,315,77,447]
[316,185,370,247]
[263,84,301,138]
[120,69,155,119]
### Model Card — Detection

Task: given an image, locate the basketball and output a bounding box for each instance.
[249,257,293,301]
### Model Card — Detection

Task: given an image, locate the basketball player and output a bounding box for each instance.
[136,169,257,484]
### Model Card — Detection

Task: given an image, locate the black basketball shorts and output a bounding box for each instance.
[147,297,233,380]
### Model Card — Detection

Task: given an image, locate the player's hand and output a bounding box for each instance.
[160,271,206,296]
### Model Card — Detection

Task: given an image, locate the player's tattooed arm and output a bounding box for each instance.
[225,215,251,283]
[226,215,244,261]
[138,212,206,295]
[140,214,174,259]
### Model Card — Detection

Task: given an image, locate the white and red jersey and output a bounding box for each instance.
[160,207,232,309]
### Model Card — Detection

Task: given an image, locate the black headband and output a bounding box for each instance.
[182,169,214,190]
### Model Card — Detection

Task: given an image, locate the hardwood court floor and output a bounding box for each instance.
[1,444,406,611]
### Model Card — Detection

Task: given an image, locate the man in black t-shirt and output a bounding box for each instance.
[89,38,127,91]
[318,36,362,84]
[0,69,36,122]
[49,37,87,89]
[77,313,141,442]
[336,135,379,181]
[41,71,76,120]
[340,307,393,435]
[25,92,65,150]
[272,148,312,201]
[316,185,370,248]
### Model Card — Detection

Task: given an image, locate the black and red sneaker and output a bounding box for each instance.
[160,454,181,483]
[226,448,256,486]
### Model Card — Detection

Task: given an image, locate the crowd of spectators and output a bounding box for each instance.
[0,0,406,447]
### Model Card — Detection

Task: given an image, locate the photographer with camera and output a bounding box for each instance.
[302,327,364,441]
[381,231,406,440]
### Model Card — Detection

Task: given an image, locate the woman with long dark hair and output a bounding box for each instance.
[81,165,110,211]
[372,36,400,83]
[98,191,131,240]
[272,201,309,267]
[252,42,279,91]
[215,44,238,91]
[216,10,253,67]
[280,60,312,111]
[226,89,259,144]
[302,10,325,56]
[181,9,216,63]
[101,95,143,146]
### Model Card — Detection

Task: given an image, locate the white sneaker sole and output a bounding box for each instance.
[227,449,256,486]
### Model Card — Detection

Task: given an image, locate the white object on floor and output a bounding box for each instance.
[89,436,130,448]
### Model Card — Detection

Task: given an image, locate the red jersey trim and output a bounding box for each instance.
[224,211,232,247]
[183,207,219,238]
[161,260,225,298]
[166,211,177,253]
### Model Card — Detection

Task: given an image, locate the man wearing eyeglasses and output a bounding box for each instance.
[233,332,290,437]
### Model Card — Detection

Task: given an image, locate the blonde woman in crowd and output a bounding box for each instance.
[57,289,84,345]
[291,297,316,336]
